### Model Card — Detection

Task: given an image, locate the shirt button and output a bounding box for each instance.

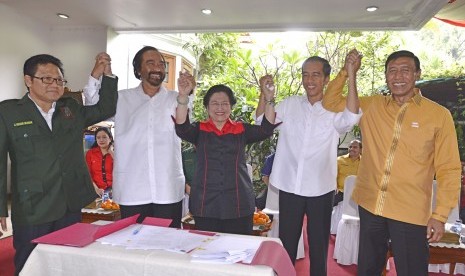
[24,133,28,138]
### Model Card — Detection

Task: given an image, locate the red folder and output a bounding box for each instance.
[251,241,296,276]
[32,214,140,247]
[141,216,172,227]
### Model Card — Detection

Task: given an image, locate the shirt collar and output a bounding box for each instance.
[301,96,323,109]
[137,83,168,98]
[205,117,237,128]
[386,88,422,106]
[27,93,56,115]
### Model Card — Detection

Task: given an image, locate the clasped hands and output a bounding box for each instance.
[344,49,363,77]
[177,71,196,99]
[91,52,113,79]
[259,74,276,102]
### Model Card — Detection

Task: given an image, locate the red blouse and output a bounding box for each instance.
[85,147,113,190]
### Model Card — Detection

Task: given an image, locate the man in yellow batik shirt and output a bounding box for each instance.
[323,49,461,276]
[334,139,362,206]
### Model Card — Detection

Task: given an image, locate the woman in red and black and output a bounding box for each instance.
[85,127,114,197]
[175,77,277,235]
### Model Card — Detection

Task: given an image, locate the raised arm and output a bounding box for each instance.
[175,71,196,124]
[322,49,361,113]
[256,74,276,123]
[84,53,113,105]
[345,49,361,114]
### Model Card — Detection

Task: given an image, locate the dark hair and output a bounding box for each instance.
[132,46,166,80]
[203,84,237,108]
[384,50,421,73]
[23,54,64,77]
[91,127,114,148]
[302,56,331,77]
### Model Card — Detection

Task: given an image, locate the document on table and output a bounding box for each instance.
[191,235,263,264]
[97,224,214,253]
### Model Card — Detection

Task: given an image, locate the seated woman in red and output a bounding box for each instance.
[86,127,114,197]
[174,79,277,235]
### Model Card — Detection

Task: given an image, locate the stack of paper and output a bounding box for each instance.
[97,224,213,253]
[190,236,262,264]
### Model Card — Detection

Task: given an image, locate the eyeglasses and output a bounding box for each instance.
[209,102,231,109]
[32,76,68,86]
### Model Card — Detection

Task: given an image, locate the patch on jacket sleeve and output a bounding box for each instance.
[60,106,74,119]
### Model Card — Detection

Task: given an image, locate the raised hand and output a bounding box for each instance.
[344,49,362,76]
[91,52,112,79]
[259,74,276,101]
[177,71,195,97]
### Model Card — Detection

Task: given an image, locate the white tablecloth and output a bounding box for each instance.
[20,231,278,276]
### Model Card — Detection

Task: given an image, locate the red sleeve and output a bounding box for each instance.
[85,149,92,170]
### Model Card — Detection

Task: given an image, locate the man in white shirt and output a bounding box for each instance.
[256,52,361,275]
[84,47,195,227]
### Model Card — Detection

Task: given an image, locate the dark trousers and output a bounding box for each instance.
[279,190,334,276]
[194,214,253,235]
[333,191,344,207]
[13,211,81,276]
[460,207,465,223]
[358,207,429,276]
[120,200,183,228]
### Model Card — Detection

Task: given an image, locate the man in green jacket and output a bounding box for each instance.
[0,54,117,275]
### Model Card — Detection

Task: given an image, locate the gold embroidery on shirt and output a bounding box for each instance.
[375,103,409,215]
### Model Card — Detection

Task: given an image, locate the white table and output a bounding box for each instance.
[20,231,278,276]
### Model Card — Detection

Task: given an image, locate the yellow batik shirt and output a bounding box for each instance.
[337,154,361,193]
[323,70,461,225]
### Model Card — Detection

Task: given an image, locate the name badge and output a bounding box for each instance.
[14,121,33,127]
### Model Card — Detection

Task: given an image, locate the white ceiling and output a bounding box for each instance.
[0,0,455,33]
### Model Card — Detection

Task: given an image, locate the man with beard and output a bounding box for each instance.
[84,48,195,227]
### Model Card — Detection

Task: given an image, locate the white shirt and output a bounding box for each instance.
[257,95,361,197]
[28,94,55,130]
[84,77,189,205]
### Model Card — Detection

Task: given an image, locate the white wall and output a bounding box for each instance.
[0,3,109,101]
[50,26,108,91]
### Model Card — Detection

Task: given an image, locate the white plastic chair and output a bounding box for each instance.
[330,198,343,235]
[333,175,359,265]
[262,183,305,259]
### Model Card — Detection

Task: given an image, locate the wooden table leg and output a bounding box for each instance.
[449,263,456,275]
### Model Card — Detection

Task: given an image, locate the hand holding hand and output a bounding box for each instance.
[344,49,362,76]
[426,218,445,243]
[259,74,276,101]
[91,52,112,79]
[177,71,195,97]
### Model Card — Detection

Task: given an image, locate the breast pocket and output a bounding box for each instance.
[404,124,435,161]
[12,124,41,154]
